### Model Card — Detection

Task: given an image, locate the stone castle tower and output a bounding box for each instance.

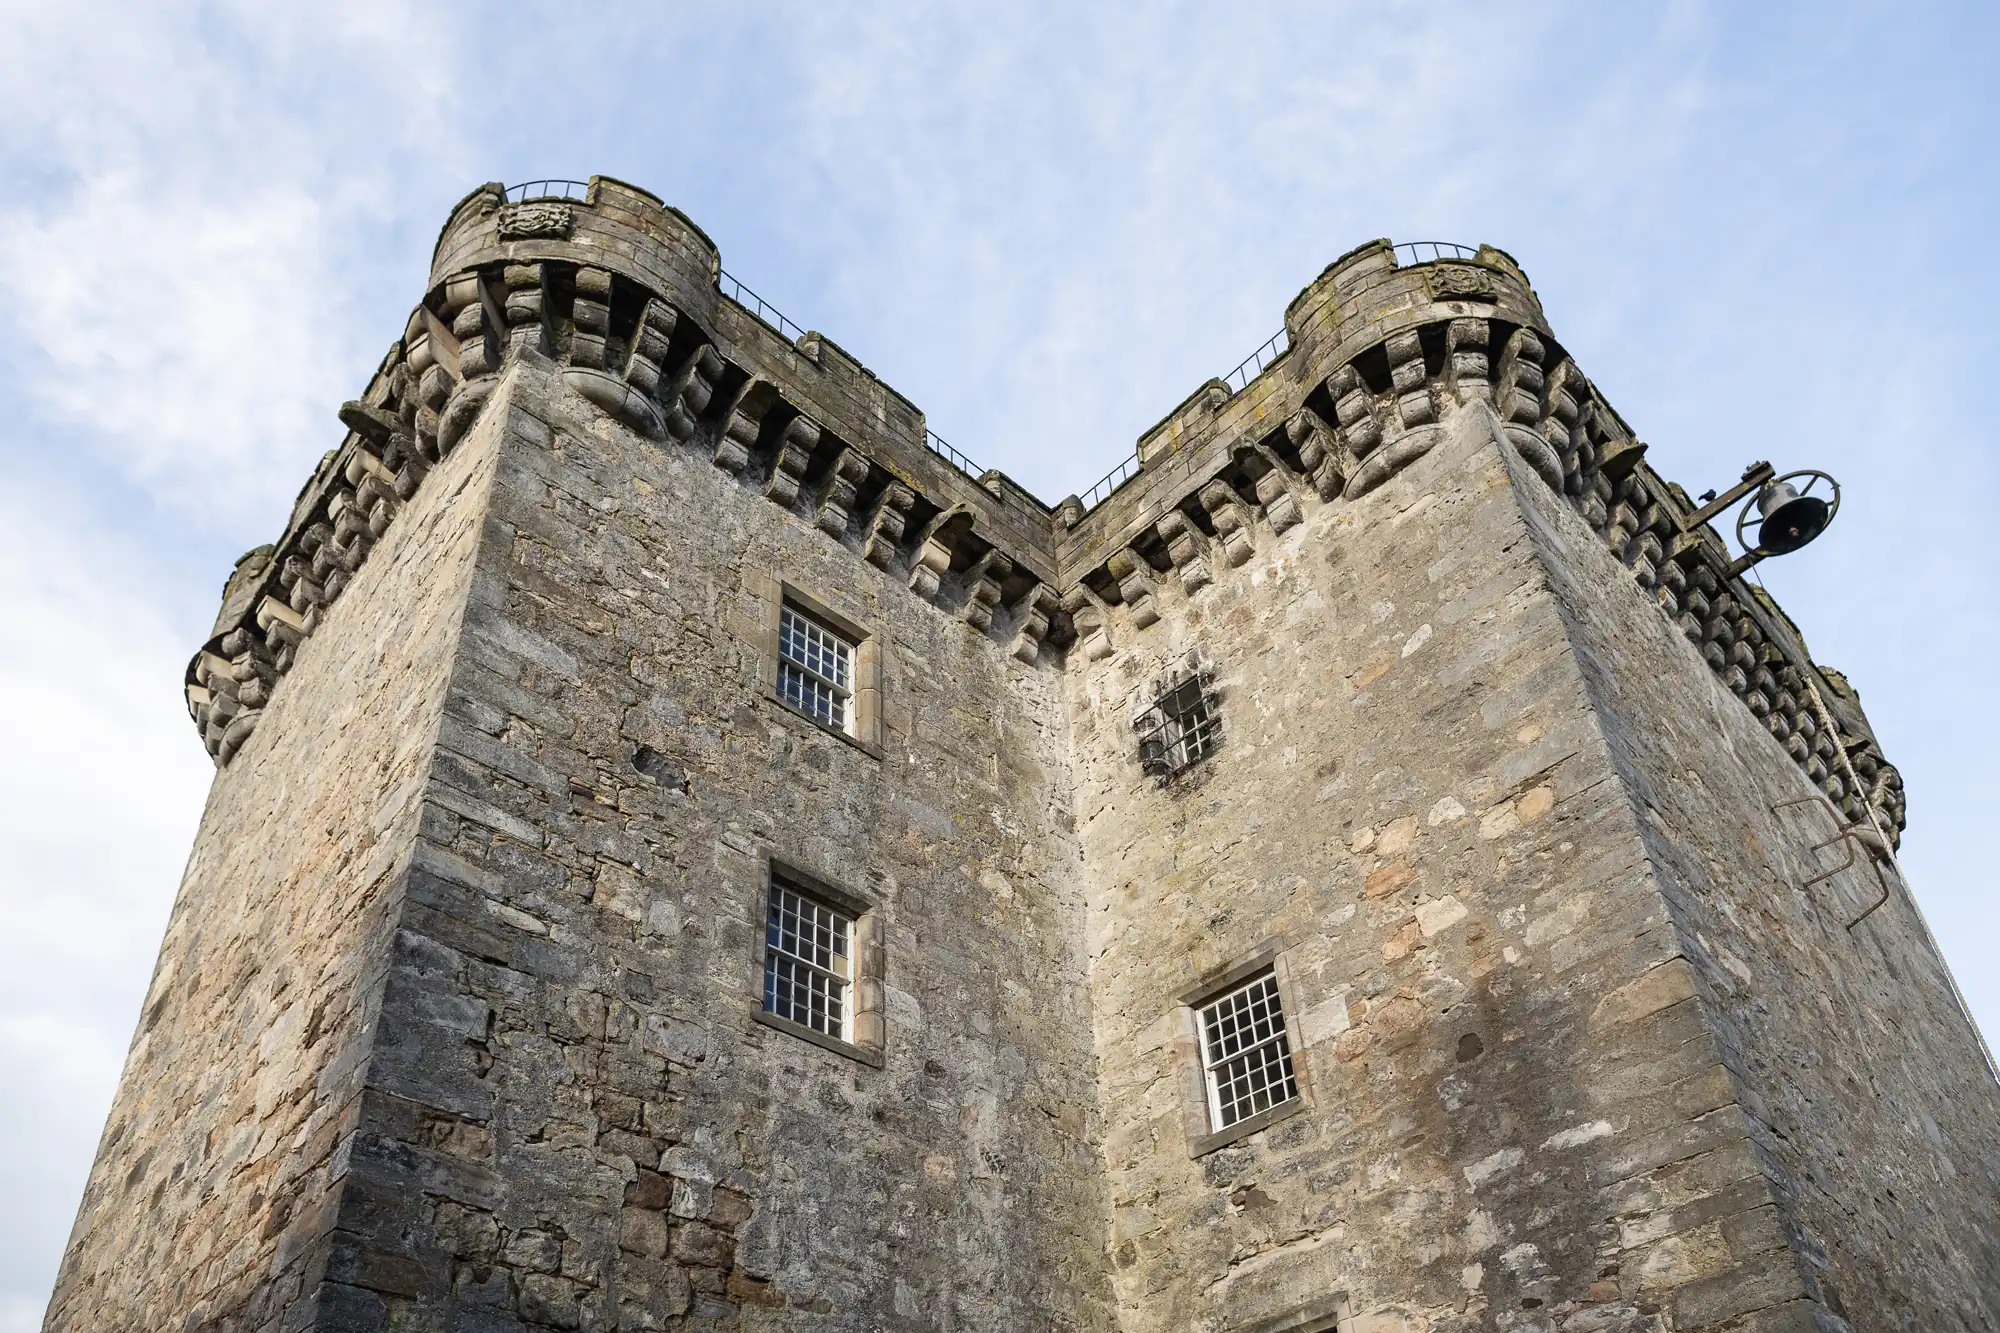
[44,177,1999,1333]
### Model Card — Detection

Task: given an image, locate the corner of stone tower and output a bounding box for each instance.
[44,184,2000,1333]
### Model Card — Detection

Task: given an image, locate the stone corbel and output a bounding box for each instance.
[863,482,916,568]
[1197,479,1255,566]
[1445,317,1491,405]
[1388,329,1436,433]
[765,415,817,508]
[1328,364,1380,466]
[279,554,323,615]
[1008,584,1060,663]
[625,299,678,399]
[713,382,765,474]
[662,345,724,443]
[343,449,400,539]
[1494,327,1564,491]
[257,595,307,646]
[1246,445,1304,534]
[1346,331,1442,498]
[406,307,451,462]
[436,274,501,456]
[501,262,546,356]
[438,377,494,458]
[908,536,952,600]
[1060,585,1113,662]
[963,549,1014,631]
[567,275,673,437]
[570,266,612,369]
[1539,359,1584,485]
[907,505,977,602]
[216,706,259,764]
[447,272,500,380]
[1284,410,1345,501]
[1106,549,1160,629]
[566,371,663,439]
[815,446,870,537]
[343,386,428,504]
[1155,509,1212,593]
[326,489,373,573]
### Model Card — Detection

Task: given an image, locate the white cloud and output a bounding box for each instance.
[0,1,475,1323]
[0,0,470,530]
[0,480,214,1329]
[3,2,1998,1326]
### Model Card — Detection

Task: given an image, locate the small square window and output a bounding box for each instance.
[778,603,855,734]
[1138,670,1222,778]
[1198,970,1300,1130]
[763,875,854,1041]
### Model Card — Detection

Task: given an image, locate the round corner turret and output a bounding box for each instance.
[1282,237,1548,388]
[429,174,721,324]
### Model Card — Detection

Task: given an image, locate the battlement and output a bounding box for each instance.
[185,174,1905,858]
[67,173,2000,1333]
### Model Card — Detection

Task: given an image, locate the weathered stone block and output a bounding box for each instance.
[47,191,1995,1333]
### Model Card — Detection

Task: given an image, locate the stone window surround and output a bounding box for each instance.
[750,855,886,1068]
[749,574,884,759]
[1136,666,1224,780]
[1173,942,1314,1157]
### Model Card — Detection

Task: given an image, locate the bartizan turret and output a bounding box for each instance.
[47,178,1994,1333]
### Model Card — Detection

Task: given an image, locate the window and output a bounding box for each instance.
[778,603,855,733]
[1198,970,1300,1130]
[1138,670,1223,778]
[750,577,882,756]
[763,874,854,1041]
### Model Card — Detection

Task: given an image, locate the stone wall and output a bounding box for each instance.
[1064,406,1823,1332]
[1512,409,2000,1328]
[47,175,2000,1333]
[312,353,1110,1331]
[43,376,507,1331]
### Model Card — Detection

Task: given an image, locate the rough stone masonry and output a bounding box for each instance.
[44,177,1998,1333]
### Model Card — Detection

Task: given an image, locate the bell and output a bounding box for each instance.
[1754,480,1831,555]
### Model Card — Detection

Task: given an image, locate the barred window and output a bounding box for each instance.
[778,603,854,733]
[763,876,854,1040]
[1138,670,1222,778]
[1198,970,1299,1130]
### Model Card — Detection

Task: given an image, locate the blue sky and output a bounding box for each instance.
[2,1,1995,1325]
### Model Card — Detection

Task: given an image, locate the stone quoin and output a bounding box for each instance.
[44,177,1999,1333]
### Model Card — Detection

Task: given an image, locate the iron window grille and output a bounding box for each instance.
[1198,970,1300,1130]
[778,603,854,733]
[763,876,854,1040]
[1138,670,1222,778]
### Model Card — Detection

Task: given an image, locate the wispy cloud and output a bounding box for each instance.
[3,3,1997,1326]
[0,2,475,1324]
[0,0,471,527]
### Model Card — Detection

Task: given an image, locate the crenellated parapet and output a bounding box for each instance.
[184,187,1905,841]
[1062,239,1907,842]
[188,177,1068,768]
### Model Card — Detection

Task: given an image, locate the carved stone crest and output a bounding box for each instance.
[1429,263,1496,300]
[497,202,574,240]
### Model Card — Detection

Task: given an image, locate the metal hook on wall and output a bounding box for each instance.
[1769,794,1896,931]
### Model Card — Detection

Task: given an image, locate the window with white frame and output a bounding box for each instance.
[1198,969,1300,1130]
[763,875,854,1040]
[778,603,855,734]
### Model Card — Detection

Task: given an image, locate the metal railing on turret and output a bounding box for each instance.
[1223,328,1290,393]
[1391,240,1479,265]
[715,272,986,480]
[504,179,591,203]
[717,270,809,344]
